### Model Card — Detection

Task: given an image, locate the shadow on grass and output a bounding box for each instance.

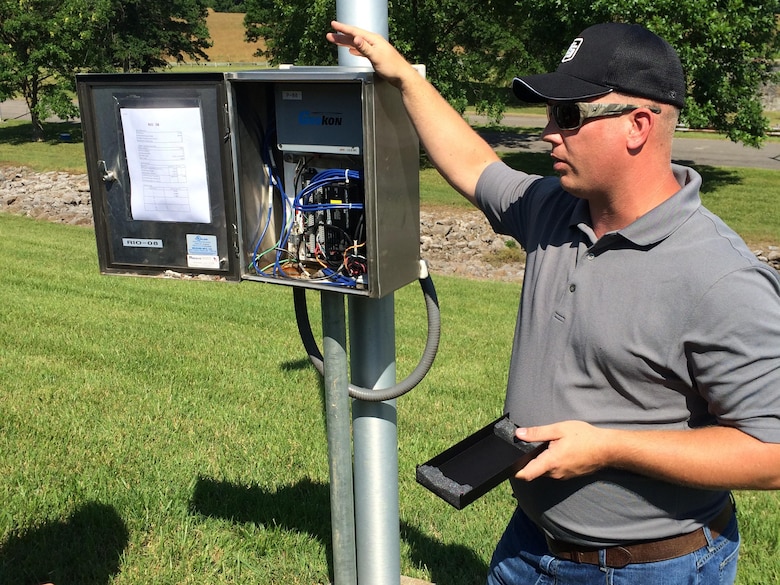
[401,521,488,585]
[190,476,488,585]
[478,127,544,152]
[0,502,128,585]
[671,162,744,194]
[279,357,313,372]
[190,476,334,579]
[0,121,83,145]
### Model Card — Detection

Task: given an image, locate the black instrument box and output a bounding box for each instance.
[416,416,546,509]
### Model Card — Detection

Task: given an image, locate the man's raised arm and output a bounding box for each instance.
[327,21,500,205]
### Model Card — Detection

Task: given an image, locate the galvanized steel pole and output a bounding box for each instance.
[321,292,357,585]
[336,3,401,584]
[335,1,389,66]
[348,298,400,585]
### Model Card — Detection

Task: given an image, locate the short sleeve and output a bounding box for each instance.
[684,266,780,442]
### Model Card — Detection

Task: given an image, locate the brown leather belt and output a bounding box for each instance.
[545,502,734,569]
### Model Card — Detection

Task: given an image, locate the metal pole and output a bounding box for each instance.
[321,292,357,585]
[336,1,389,67]
[337,3,401,583]
[348,296,400,585]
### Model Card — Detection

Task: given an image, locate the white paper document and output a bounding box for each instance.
[120,107,212,223]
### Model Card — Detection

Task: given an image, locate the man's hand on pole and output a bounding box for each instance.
[326,20,499,204]
[326,21,413,89]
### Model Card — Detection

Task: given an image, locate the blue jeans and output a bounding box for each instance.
[487,506,740,585]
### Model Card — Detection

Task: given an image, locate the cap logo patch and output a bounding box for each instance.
[561,38,583,63]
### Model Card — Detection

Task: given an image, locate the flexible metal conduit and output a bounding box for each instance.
[294,262,441,402]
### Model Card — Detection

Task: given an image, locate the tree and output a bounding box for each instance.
[244,0,336,67]
[207,0,246,13]
[103,0,213,72]
[388,0,534,120]
[243,0,534,121]
[0,0,112,140]
[0,0,213,141]
[244,0,779,146]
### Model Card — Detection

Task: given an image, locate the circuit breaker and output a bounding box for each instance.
[77,67,420,298]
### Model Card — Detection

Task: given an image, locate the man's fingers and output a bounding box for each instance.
[515,450,550,481]
[515,424,558,443]
[327,28,371,59]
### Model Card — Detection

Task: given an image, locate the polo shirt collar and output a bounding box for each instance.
[570,164,703,248]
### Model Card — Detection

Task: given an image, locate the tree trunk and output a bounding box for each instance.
[26,91,45,142]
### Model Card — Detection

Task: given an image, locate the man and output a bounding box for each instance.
[328,21,780,584]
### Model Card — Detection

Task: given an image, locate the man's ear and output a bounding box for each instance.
[625,108,655,151]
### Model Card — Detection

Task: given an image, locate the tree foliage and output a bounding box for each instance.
[102,0,213,72]
[387,0,533,120]
[207,0,246,13]
[0,0,212,141]
[515,0,780,147]
[243,0,535,121]
[0,0,111,140]
[243,0,779,146]
[244,0,336,67]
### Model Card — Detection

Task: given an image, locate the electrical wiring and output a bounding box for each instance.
[247,120,290,277]
[246,114,367,288]
[250,159,367,287]
[290,166,365,286]
[342,241,367,277]
[249,204,274,274]
[272,192,295,277]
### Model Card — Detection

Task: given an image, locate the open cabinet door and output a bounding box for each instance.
[76,72,240,281]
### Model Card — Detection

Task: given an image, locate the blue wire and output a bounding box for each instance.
[295,169,362,211]
[321,267,358,286]
[251,203,274,274]
[253,150,365,285]
[292,169,364,286]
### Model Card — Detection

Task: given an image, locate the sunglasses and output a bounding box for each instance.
[547,102,662,131]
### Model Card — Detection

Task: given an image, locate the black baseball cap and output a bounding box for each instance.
[512,23,686,109]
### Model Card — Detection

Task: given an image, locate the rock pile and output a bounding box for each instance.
[2,165,779,280]
[420,209,525,282]
[0,166,92,226]
[0,165,525,282]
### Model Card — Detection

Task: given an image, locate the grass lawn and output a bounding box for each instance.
[0,213,518,584]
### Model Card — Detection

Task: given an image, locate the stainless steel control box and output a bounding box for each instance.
[77,67,420,298]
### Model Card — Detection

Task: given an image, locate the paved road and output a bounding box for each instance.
[473,113,780,171]
[3,99,779,170]
[0,99,74,124]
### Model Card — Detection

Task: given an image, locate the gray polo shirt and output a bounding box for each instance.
[475,161,780,546]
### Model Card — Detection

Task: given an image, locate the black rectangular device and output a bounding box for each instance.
[416,416,546,509]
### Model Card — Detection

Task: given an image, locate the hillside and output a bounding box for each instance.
[192,9,265,64]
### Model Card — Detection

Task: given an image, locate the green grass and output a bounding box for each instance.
[695,166,780,247]
[1,213,778,584]
[0,213,519,584]
[0,120,85,173]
